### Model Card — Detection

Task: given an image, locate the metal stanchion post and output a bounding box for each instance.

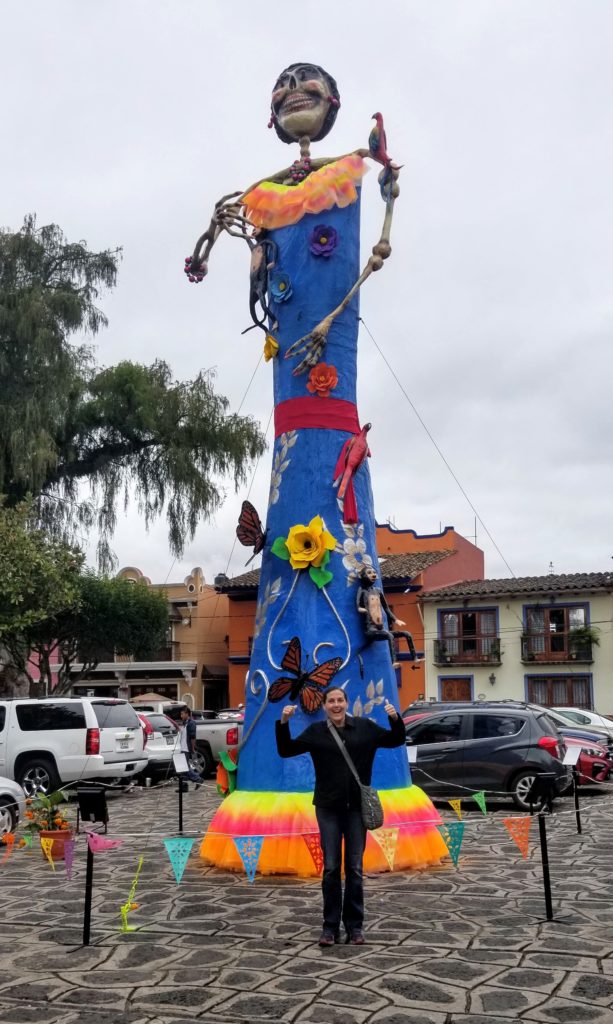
[538,814,554,921]
[82,846,95,946]
[572,765,582,835]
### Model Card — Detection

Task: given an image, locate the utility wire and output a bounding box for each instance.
[360,316,516,578]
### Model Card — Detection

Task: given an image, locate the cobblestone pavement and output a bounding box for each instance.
[1,778,613,1024]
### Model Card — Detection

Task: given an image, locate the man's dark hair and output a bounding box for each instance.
[181,707,192,717]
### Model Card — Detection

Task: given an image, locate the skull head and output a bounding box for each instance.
[270,62,340,144]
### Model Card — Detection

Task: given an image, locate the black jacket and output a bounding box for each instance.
[275,714,406,810]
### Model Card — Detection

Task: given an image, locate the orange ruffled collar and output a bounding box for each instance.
[241,154,368,230]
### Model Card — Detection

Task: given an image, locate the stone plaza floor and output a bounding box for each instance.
[1,777,613,1024]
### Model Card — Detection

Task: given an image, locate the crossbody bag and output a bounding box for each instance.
[326,720,384,830]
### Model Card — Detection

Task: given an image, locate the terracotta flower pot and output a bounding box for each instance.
[39,829,73,860]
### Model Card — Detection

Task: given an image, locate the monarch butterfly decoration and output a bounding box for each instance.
[268,636,343,715]
[236,500,267,565]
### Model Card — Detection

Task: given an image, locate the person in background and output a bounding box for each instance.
[179,707,202,788]
[275,686,405,946]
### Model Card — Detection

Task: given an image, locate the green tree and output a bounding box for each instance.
[1,216,266,568]
[0,501,84,697]
[31,574,171,696]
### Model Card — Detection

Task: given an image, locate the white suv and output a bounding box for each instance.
[0,697,148,796]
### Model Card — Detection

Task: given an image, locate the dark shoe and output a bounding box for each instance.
[318,930,336,947]
[348,929,365,945]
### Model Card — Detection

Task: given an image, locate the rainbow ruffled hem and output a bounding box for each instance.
[200,787,448,877]
[241,154,368,230]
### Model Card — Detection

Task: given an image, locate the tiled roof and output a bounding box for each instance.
[423,572,613,601]
[214,568,260,592]
[379,550,452,580]
[215,549,452,592]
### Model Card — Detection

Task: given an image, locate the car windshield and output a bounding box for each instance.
[92,701,140,729]
[147,714,177,732]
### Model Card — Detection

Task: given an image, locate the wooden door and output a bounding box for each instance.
[440,678,472,702]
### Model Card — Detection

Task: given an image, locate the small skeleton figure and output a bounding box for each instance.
[356,565,416,668]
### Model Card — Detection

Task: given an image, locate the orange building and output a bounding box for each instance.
[216,524,484,708]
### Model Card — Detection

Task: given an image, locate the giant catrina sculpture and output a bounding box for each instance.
[186,63,447,874]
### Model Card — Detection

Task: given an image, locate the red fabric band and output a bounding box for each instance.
[274,397,361,438]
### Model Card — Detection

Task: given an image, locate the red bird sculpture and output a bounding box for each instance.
[333,423,371,524]
[368,112,393,168]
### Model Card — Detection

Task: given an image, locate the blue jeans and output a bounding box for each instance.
[315,806,366,934]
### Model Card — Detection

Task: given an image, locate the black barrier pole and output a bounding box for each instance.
[82,845,95,946]
[178,779,187,835]
[572,766,582,835]
[537,814,554,921]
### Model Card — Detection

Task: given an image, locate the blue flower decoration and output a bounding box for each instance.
[270,272,293,303]
[309,225,338,258]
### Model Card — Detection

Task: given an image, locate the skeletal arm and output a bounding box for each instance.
[285,161,401,375]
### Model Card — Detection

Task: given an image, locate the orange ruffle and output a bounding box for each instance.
[200,788,447,877]
[241,155,368,230]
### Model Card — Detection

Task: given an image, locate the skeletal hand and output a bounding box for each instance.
[285,316,333,376]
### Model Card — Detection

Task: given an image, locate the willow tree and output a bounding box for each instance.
[0,216,266,568]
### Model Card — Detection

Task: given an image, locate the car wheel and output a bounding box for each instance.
[511,769,544,811]
[192,743,215,777]
[18,758,59,798]
[0,798,17,835]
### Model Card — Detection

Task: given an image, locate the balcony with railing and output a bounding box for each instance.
[521,631,594,664]
[434,637,501,666]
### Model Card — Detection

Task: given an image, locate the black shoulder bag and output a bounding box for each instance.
[326,720,384,830]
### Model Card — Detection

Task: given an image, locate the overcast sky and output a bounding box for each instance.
[4,1,612,587]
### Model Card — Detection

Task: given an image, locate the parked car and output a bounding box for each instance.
[131,700,188,723]
[403,703,570,810]
[0,777,26,835]
[0,697,148,797]
[552,707,613,739]
[216,707,245,721]
[562,734,611,788]
[136,712,179,782]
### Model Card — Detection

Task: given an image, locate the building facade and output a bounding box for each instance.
[422,572,613,711]
[62,567,230,708]
[217,524,485,708]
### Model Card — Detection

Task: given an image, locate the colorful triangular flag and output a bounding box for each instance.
[163,837,195,884]
[448,798,462,820]
[21,834,33,849]
[437,822,465,867]
[40,836,56,871]
[1,835,16,862]
[64,839,76,879]
[234,835,264,883]
[472,791,487,815]
[86,831,122,853]
[502,816,532,859]
[371,827,399,870]
[302,832,323,874]
[120,856,144,933]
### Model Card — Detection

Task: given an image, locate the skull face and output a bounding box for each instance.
[271,63,339,144]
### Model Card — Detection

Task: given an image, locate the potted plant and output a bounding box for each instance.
[569,624,600,658]
[23,790,73,860]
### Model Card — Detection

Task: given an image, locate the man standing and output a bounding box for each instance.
[275,687,405,946]
[179,707,202,788]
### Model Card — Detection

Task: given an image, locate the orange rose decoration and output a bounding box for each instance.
[306,362,338,399]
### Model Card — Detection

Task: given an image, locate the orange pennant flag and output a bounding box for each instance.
[371,827,399,870]
[502,816,532,859]
[302,833,323,874]
[448,799,462,820]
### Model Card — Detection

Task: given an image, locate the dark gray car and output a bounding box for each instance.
[404,704,571,810]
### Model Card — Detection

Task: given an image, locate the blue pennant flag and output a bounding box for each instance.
[437,822,465,867]
[234,835,264,884]
[163,837,195,884]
